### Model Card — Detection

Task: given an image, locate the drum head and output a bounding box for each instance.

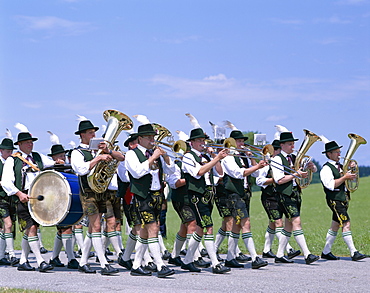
[28,170,72,226]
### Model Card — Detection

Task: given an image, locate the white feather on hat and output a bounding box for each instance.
[132,114,151,125]
[224,120,238,130]
[76,115,88,122]
[14,123,29,133]
[176,130,189,141]
[319,135,331,144]
[47,131,60,145]
[5,128,13,139]
[274,124,290,140]
[185,113,201,129]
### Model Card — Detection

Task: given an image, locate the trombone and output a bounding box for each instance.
[152,140,195,167]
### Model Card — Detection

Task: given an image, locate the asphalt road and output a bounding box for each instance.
[0,251,369,293]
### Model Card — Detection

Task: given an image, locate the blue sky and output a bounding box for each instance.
[1,0,369,166]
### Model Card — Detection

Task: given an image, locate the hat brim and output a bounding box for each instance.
[138,131,157,136]
[231,136,249,141]
[279,138,299,143]
[187,134,209,142]
[124,133,139,147]
[322,145,343,154]
[14,137,38,145]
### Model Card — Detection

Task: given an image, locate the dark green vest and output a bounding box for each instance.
[77,149,94,190]
[128,148,163,199]
[171,161,188,203]
[261,167,275,196]
[184,151,213,195]
[274,153,295,196]
[224,156,245,196]
[322,162,346,201]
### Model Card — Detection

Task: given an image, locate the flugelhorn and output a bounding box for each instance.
[153,140,195,167]
[87,110,133,193]
[342,133,367,193]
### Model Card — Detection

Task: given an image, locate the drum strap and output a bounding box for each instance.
[12,152,40,172]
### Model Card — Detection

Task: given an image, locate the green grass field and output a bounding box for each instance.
[17,176,370,257]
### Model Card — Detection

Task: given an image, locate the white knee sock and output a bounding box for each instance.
[323,229,337,254]
[242,232,257,261]
[293,229,310,257]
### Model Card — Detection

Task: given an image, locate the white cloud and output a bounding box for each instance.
[14,15,93,36]
[204,74,228,81]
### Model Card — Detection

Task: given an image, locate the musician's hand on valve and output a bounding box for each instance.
[99,154,112,162]
[344,172,357,181]
[297,170,308,178]
[98,141,109,153]
[307,161,317,172]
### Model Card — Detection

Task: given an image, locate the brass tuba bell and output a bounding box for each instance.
[87,109,133,193]
[342,133,367,193]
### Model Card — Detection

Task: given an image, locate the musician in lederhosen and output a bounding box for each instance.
[181,128,230,274]
[221,130,268,269]
[125,123,175,278]
[47,143,79,269]
[270,132,319,264]
[71,119,123,275]
[0,137,19,266]
[320,140,366,261]
[256,139,300,260]
[2,131,54,272]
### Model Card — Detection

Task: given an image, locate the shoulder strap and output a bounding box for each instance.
[11,152,40,171]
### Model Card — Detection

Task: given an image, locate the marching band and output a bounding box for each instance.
[0,110,367,277]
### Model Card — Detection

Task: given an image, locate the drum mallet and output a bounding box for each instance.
[29,195,45,201]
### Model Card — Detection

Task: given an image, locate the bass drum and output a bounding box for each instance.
[28,170,83,226]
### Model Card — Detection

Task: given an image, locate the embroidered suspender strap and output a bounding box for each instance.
[11,152,40,172]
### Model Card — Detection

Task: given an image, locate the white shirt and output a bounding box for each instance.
[182,148,222,185]
[256,165,270,189]
[271,150,297,186]
[2,150,54,196]
[166,163,182,189]
[320,160,341,191]
[71,144,96,176]
[222,154,258,188]
[125,144,175,191]
[117,160,130,183]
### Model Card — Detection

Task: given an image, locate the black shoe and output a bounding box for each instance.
[39,261,54,272]
[251,257,268,269]
[352,251,366,261]
[40,247,48,254]
[17,261,35,271]
[236,253,251,263]
[287,249,301,259]
[181,262,201,272]
[321,252,340,260]
[216,252,224,262]
[130,266,152,276]
[168,256,184,266]
[49,257,65,267]
[9,256,20,267]
[105,248,113,256]
[74,251,81,258]
[0,257,11,266]
[88,251,95,258]
[200,248,208,258]
[305,254,320,264]
[275,256,294,263]
[194,257,211,268]
[78,264,96,274]
[212,263,231,274]
[144,262,158,272]
[225,259,244,268]
[262,250,276,258]
[118,257,133,270]
[67,259,79,269]
[96,255,114,264]
[101,264,119,275]
[180,249,187,256]
[162,250,171,260]
[157,265,175,278]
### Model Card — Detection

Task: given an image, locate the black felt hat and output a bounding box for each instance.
[187,128,209,141]
[271,139,281,149]
[15,132,38,145]
[124,133,139,147]
[137,124,157,136]
[229,130,248,141]
[279,132,298,143]
[48,144,67,156]
[75,120,99,135]
[0,138,16,150]
[322,141,343,154]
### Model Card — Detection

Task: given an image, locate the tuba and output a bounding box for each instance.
[342,133,367,193]
[152,123,174,143]
[294,129,321,189]
[87,110,133,193]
